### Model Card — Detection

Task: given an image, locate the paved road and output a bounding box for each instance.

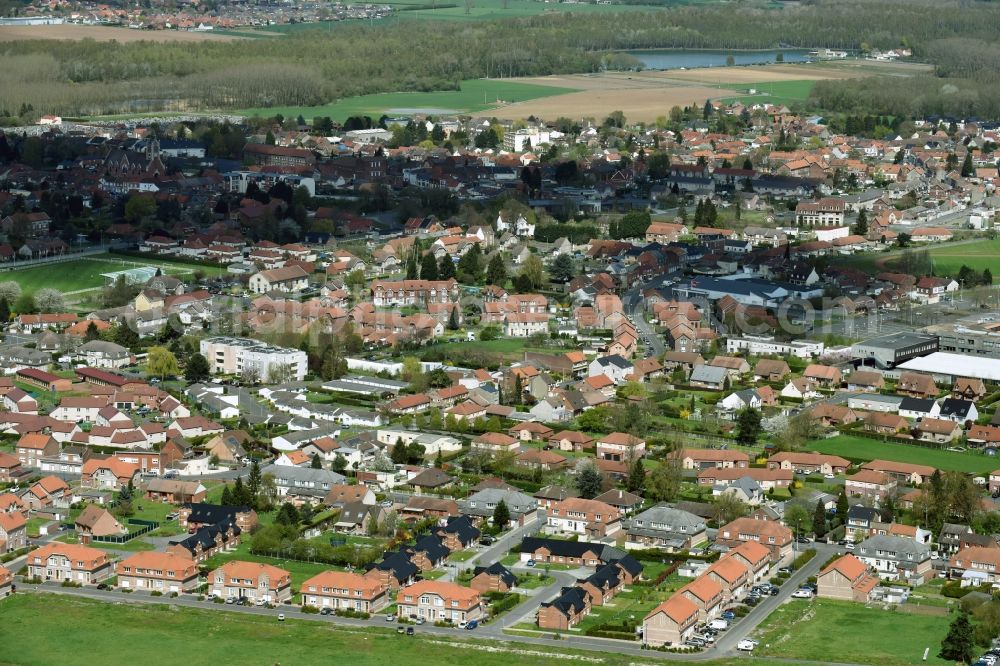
[22,543,860,664]
[625,283,666,356]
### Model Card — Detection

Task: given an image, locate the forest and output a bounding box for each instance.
[2,0,1000,120]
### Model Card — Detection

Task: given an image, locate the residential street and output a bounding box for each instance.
[19,543,845,664]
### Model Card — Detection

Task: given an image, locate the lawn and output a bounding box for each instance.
[0,594,663,666]
[809,434,1000,474]
[720,79,817,107]
[0,253,224,297]
[238,78,577,122]
[751,598,952,666]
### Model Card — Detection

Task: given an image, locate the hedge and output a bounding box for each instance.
[791,548,817,571]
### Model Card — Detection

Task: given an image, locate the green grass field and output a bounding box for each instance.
[810,434,999,474]
[238,78,577,122]
[751,598,951,666]
[0,253,225,297]
[0,594,771,666]
[918,238,1000,281]
[720,79,817,106]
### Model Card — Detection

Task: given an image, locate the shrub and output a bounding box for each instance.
[170,592,178,598]
[213,596,226,604]
[334,608,370,619]
[791,548,816,571]
[150,590,163,597]
[302,605,320,614]
[60,581,82,588]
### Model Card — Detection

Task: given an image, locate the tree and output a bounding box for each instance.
[448,305,460,331]
[405,250,418,279]
[493,499,511,527]
[13,292,36,315]
[247,460,262,510]
[784,503,811,539]
[124,193,156,222]
[647,457,682,502]
[486,253,507,287]
[310,454,323,469]
[185,353,211,382]
[0,281,21,304]
[939,610,975,664]
[112,321,139,350]
[390,438,408,465]
[438,254,456,280]
[854,208,868,237]
[626,455,646,493]
[837,489,849,519]
[220,485,234,506]
[34,288,65,313]
[331,453,348,473]
[575,461,603,499]
[518,253,546,291]
[812,499,827,537]
[735,408,763,446]
[550,253,576,283]
[0,298,9,325]
[456,242,483,283]
[275,502,300,526]
[712,493,749,525]
[961,152,974,178]
[420,252,439,280]
[147,346,179,379]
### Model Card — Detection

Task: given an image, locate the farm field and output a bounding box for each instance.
[493,59,929,122]
[809,434,999,474]
[751,598,951,666]
[0,24,238,42]
[238,78,577,122]
[0,253,225,296]
[0,594,775,666]
[380,0,668,22]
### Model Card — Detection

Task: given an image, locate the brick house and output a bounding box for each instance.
[546,498,621,538]
[24,543,113,584]
[15,433,59,467]
[0,511,27,553]
[642,595,699,648]
[208,561,292,603]
[470,562,517,594]
[118,552,200,593]
[396,580,483,623]
[817,554,879,602]
[300,571,390,613]
[716,517,793,563]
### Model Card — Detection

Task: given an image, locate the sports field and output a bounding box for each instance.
[0,24,238,42]
[720,79,818,106]
[752,598,950,666]
[919,237,1000,280]
[239,78,577,122]
[0,254,224,296]
[809,434,999,474]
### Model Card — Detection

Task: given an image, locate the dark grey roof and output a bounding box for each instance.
[473,562,516,588]
[367,550,418,583]
[438,515,480,545]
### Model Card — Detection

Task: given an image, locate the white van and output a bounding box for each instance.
[709,619,729,631]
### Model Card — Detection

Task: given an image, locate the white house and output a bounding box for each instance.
[588,354,634,385]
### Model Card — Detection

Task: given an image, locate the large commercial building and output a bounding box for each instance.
[726,335,825,359]
[850,332,939,369]
[923,316,1000,360]
[200,337,308,382]
[896,352,1000,384]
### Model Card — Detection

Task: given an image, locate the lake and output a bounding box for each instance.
[626,49,812,70]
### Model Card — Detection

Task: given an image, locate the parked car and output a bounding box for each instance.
[226,597,236,604]
[385,614,395,622]
[792,589,814,599]
[466,620,478,630]
[406,627,415,636]
[97,583,109,590]
[320,608,332,616]
[845,543,855,551]
[415,617,426,625]
[277,614,285,621]
[525,559,537,567]
[685,638,707,648]
[737,639,759,651]
[720,610,736,620]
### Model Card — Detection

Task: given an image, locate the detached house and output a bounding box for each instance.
[546,498,621,539]
[949,546,1000,586]
[817,554,879,602]
[24,543,113,584]
[118,552,200,593]
[208,561,292,604]
[300,571,390,613]
[396,580,483,624]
